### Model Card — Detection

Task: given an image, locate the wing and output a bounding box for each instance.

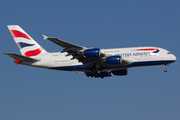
[44,35,107,69]
[43,35,84,49]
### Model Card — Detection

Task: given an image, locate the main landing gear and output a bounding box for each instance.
[85,71,104,79]
[164,64,167,72]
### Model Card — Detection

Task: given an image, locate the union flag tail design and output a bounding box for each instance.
[7,25,47,57]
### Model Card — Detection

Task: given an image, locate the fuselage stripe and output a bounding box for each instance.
[136,48,159,51]
[136,48,159,53]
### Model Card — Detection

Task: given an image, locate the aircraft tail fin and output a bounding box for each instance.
[7,25,47,57]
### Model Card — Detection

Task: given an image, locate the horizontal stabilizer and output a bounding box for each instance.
[4,53,38,62]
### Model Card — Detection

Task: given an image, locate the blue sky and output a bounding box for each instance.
[0,0,180,120]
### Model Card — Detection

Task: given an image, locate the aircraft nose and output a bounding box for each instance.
[171,54,177,62]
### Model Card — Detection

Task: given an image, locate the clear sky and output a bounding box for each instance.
[0,0,180,120]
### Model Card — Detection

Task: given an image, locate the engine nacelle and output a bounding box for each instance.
[100,71,112,77]
[111,69,128,76]
[106,56,122,64]
[84,48,100,57]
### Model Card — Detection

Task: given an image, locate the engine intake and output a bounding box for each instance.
[106,56,122,64]
[84,48,100,57]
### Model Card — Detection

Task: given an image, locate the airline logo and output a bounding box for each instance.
[119,48,159,57]
[9,29,43,57]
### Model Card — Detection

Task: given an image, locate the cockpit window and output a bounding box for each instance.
[167,52,171,54]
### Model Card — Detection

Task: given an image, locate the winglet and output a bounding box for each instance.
[42,34,48,41]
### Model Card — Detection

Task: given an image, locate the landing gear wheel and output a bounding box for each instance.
[164,68,167,72]
[164,64,168,72]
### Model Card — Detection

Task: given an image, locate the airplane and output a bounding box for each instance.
[4,25,176,78]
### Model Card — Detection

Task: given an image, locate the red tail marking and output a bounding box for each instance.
[10,30,31,40]
[14,59,21,64]
[24,47,43,57]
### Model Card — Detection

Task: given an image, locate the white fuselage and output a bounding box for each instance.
[21,46,176,72]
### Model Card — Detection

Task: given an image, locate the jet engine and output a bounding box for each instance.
[106,56,122,64]
[111,69,128,76]
[84,48,100,57]
[100,71,112,77]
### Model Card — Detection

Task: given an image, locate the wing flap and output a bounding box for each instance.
[4,53,38,62]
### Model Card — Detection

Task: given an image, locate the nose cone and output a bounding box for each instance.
[171,54,177,62]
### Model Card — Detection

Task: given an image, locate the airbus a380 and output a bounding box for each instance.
[4,25,176,78]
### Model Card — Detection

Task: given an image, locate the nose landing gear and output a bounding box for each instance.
[164,64,167,72]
